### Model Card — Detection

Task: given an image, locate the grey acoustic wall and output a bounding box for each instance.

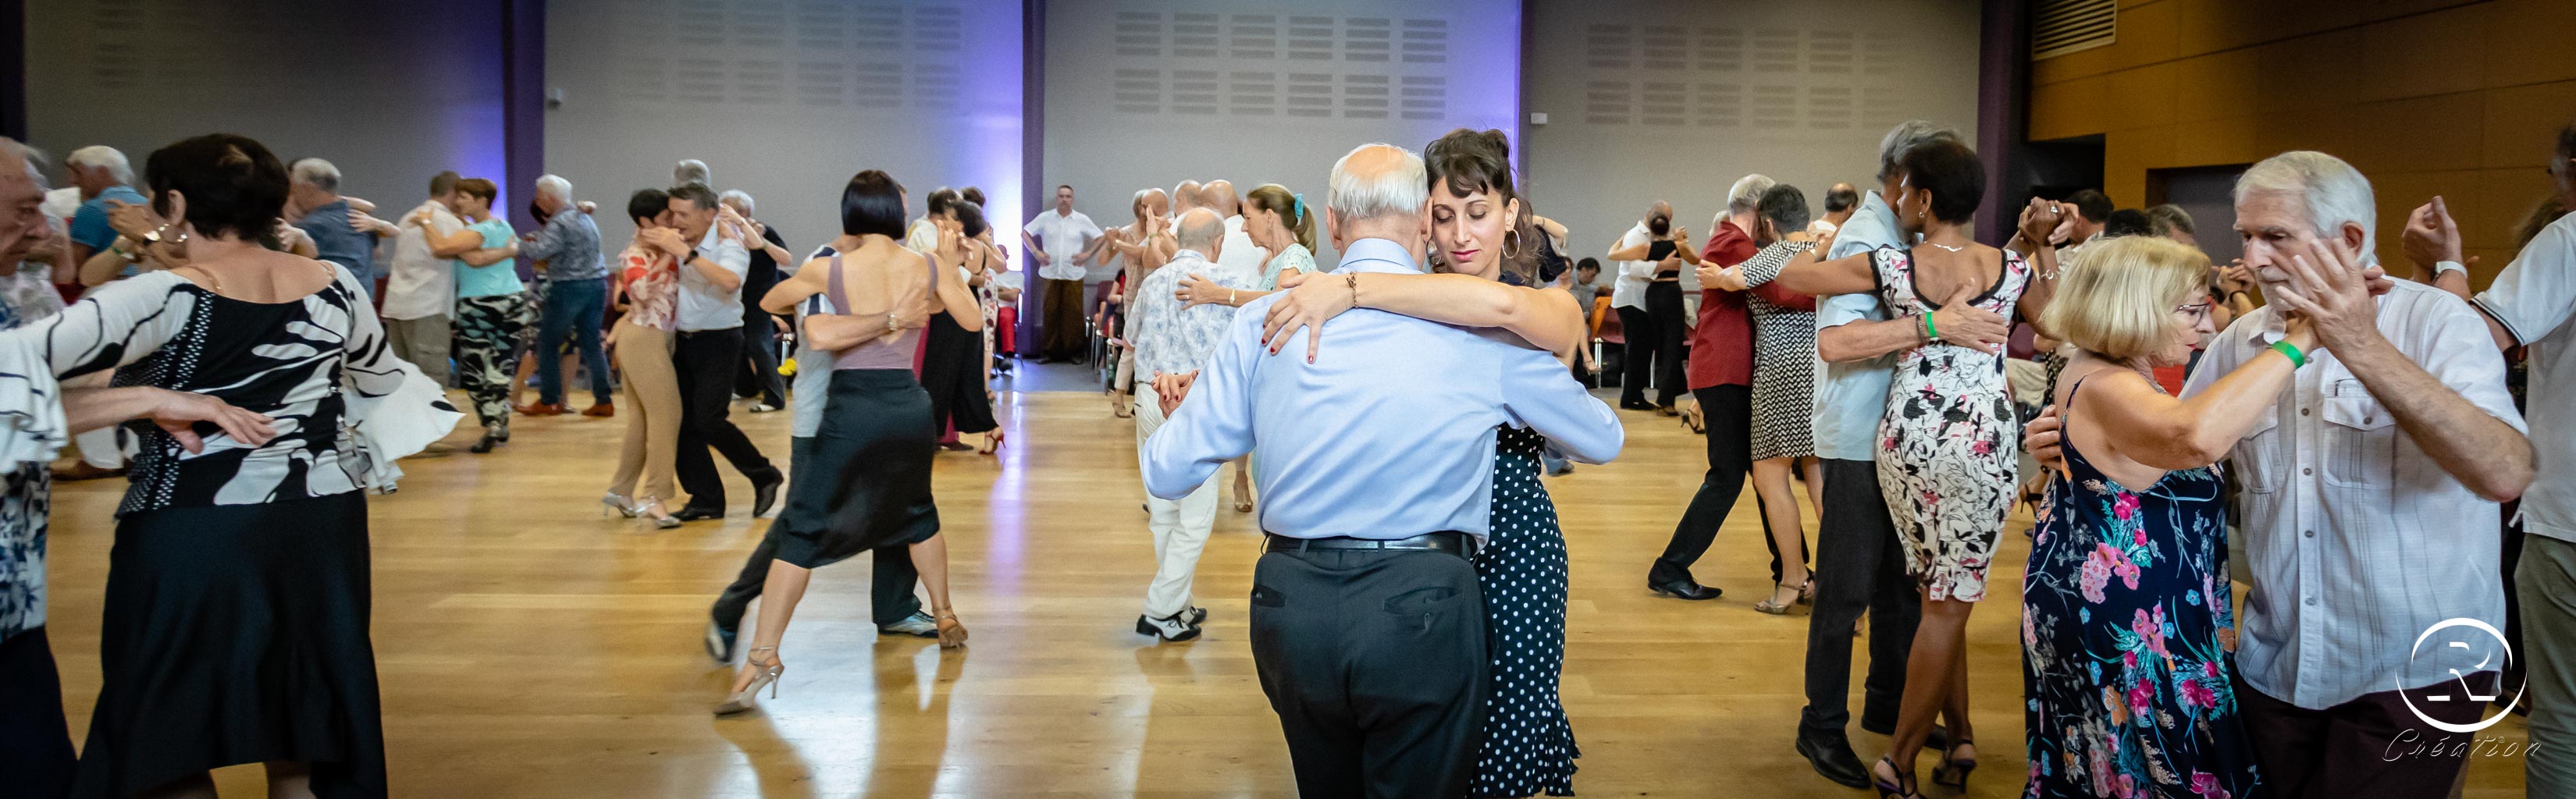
[24,0,509,213]
[545,0,1025,259]
[1525,0,1982,263]
[1041,0,1521,266]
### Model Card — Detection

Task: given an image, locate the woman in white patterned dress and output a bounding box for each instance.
[1774,139,2056,799]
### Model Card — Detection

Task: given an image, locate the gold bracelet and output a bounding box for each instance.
[1346,273,1361,306]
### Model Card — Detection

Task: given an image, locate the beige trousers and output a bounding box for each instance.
[606,321,681,503]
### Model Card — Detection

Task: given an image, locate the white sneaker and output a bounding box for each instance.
[1135,612,1204,642]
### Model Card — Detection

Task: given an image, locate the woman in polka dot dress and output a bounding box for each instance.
[1267,129,1600,796]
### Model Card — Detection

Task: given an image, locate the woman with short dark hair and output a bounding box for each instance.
[0,133,456,798]
[715,170,980,715]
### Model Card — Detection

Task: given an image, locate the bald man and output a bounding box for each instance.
[1202,179,1268,286]
[1142,143,1622,796]
[1126,207,1261,641]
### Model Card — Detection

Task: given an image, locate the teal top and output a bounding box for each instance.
[455,218,525,298]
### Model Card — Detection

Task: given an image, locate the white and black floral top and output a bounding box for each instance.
[0,262,457,517]
[0,271,62,641]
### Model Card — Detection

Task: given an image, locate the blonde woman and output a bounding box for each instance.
[2019,235,2307,798]
[1177,183,1316,308]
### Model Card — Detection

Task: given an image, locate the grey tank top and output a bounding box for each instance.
[824,250,926,370]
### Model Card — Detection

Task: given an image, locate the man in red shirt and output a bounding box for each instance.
[1646,174,1813,600]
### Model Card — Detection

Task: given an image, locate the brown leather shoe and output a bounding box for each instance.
[582,403,615,418]
[514,402,565,417]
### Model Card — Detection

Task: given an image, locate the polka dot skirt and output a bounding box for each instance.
[1468,426,1579,798]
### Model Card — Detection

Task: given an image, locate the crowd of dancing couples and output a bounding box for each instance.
[0,112,2572,799]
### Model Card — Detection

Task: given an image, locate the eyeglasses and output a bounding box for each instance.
[2175,301,2214,322]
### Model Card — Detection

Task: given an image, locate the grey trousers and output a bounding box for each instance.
[385,314,452,387]
[2522,534,2576,796]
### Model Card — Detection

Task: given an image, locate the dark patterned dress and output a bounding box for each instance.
[1742,240,1820,460]
[1872,246,2030,602]
[2023,378,2262,799]
[1470,425,1579,797]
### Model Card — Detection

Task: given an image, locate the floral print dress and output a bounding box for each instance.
[2022,378,2261,799]
[1872,245,2030,602]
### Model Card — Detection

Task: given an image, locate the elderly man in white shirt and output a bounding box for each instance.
[1126,208,1262,642]
[654,184,784,523]
[2157,151,2530,799]
[383,171,465,387]
[1023,183,1102,362]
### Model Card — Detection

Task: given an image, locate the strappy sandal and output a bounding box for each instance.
[934,609,969,648]
[1872,757,1924,799]
[1931,740,1978,789]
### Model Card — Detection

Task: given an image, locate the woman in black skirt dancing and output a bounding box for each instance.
[717,170,979,716]
[920,201,1002,454]
[0,133,457,798]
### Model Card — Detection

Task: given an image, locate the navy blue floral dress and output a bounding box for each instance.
[2022,379,2263,799]
[1471,425,1578,797]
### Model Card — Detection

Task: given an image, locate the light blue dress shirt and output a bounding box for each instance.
[1132,248,1261,378]
[1811,190,1903,461]
[1141,238,1624,543]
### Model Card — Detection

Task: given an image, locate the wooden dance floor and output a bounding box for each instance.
[41,377,2532,797]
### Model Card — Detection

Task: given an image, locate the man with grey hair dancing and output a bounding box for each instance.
[1143,142,1621,797]
[520,173,612,417]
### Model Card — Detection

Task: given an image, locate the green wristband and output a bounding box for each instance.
[2270,339,2307,368]
[1922,313,1939,342]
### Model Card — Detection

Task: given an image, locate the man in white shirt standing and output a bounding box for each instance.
[1609,201,1684,410]
[1126,208,1261,642]
[2154,151,2530,799]
[1023,183,1101,363]
[654,184,783,523]
[382,171,463,387]
[1201,179,1268,276]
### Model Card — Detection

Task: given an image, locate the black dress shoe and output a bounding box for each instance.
[1619,400,1657,411]
[750,471,785,518]
[673,506,725,523]
[1796,728,1872,789]
[1648,579,1723,601]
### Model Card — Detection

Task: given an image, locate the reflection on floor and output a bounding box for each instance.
[37,389,2529,797]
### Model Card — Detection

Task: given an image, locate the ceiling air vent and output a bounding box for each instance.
[2032,0,2115,60]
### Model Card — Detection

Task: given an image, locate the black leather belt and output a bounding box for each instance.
[1264,531,1473,557]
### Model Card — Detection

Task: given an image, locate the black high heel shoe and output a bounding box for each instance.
[1930,740,1977,789]
[1872,757,1923,799]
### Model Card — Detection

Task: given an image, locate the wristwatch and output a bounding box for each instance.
[2432,260,2467,278]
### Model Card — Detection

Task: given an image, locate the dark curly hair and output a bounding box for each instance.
[1425,127,1537,282]
[145,133,289,242]
[1898,139,1985,225]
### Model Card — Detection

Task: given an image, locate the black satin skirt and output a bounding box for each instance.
[73,492,385,798]
[920,311,998,435]
[773,369,942,570]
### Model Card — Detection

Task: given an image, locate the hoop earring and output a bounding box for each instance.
[1502,228,1521,260]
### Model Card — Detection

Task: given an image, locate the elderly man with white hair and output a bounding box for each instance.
[718,189,793,411]
[62,145,144,269]
[286,158,382,297]
[1142,142,1621,797]
[513,173,612,417]
[2027,149,2532,799]
[1123,207,1260,643]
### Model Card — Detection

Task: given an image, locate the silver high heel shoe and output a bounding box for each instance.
[634,496,683,530]
[714,647,784,716]
[601,492,639,518]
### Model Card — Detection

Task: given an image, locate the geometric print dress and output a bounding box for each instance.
[1740,239,1820,460]
[1469,425,1580,797]
[1871,245,2030,603]
[2022,378,2262,799]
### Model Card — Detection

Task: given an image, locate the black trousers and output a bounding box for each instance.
[0,627,74,799]
[2238,673,2497,799]
[735,313,788,408]
[1642,281,1688,406]
[1251,546,1486,799]
[1799,458,1921,736]
[710,438,923,629]
[1651,385,1792,585]
[674,328,779,512]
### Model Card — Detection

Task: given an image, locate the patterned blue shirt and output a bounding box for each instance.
[1130,248,1261,378]
[520,209,607,282]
